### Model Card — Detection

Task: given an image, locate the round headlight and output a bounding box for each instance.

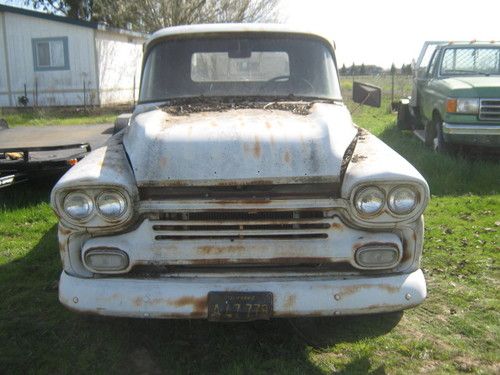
[63,192,94,220]
[388,187,418,215]
[96,191,127,219]
[354,186,385,215]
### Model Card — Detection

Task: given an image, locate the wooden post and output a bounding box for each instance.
[391,70,395,105]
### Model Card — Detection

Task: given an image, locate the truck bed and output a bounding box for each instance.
[0,124,113,187]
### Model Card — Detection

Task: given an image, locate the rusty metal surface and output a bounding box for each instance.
[58,269,426,318]
[81,216,403,274]
[124,103,357,187]
[50,27,431,319]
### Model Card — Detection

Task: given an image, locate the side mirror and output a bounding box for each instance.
[352,81,382,108]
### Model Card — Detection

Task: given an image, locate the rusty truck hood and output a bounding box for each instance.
[123,103,357,187]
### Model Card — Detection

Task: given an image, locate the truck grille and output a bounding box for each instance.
[479,99,500,120]
[152,210,330,240]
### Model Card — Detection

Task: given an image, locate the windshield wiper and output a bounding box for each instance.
[158,95,341,106]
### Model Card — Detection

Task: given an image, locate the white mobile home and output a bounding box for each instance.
[0,4,146,107]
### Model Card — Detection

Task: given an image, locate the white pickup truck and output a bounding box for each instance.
[51,24,429,321]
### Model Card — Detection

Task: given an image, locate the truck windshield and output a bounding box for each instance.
[139,35,341,103]
[440,47,500,76]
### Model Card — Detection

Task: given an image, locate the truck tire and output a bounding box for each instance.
[424,119,436,147]
[396,103,413,130]
[435,118,454,153]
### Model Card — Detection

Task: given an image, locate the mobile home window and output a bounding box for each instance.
[32,37,69,71]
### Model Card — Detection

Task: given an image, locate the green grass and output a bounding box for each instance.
[1,107,125,127]
[1,99,499,374]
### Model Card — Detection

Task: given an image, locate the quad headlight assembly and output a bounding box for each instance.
[352,183,425,222]
[56,187,132,227]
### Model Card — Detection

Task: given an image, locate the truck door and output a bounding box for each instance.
[410,42,442,119]
[418,49,440,123]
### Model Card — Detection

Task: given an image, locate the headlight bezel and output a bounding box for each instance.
[96,190,128,221]
[62,191,95,221]
[354,186,385,216]
[447,98,480,114]
[56,187,132,228]
[350,182,426,223]
[387,185,419,216]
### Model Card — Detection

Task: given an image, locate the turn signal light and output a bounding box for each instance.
[355,245,400,269]
[84,248,129,272]
[446,99,457,113]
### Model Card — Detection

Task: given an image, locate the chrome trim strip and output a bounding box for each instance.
[442,122,500,135]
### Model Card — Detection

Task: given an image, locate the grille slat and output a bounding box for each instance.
[159,210,325,221]
[155,234,328,240]
[152,210,329,241]
[153,223,330,231]
[480,98,500,120]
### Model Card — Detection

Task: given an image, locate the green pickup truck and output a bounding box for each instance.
[398,41,500,152]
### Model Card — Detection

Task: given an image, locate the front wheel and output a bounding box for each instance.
[433,116,455,153]
[434,118,454,153]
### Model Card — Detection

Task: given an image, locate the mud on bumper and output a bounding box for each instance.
[59,269,426,319]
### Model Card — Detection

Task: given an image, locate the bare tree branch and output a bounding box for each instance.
[25,0,280,32]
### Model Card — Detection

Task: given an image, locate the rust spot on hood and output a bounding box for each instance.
[283,150,291,164]
[253,136,261,158]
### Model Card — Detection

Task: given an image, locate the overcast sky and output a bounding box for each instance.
[281,0,500,68]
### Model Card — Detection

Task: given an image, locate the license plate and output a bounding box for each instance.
[207,292,273,322]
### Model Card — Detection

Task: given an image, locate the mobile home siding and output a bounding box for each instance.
[3,12,98,106]
[0,12,10,106]
[95,30,143,106]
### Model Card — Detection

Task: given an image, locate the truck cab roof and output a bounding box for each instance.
[146,23,335,50]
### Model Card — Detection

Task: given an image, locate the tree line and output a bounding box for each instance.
[340,63,413,76]
[26,0,279,32]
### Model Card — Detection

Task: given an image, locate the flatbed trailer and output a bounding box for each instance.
[0,123,113,188]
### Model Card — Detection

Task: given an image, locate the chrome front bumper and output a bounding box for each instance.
[59,269,426,319]
[443,122,500,135]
